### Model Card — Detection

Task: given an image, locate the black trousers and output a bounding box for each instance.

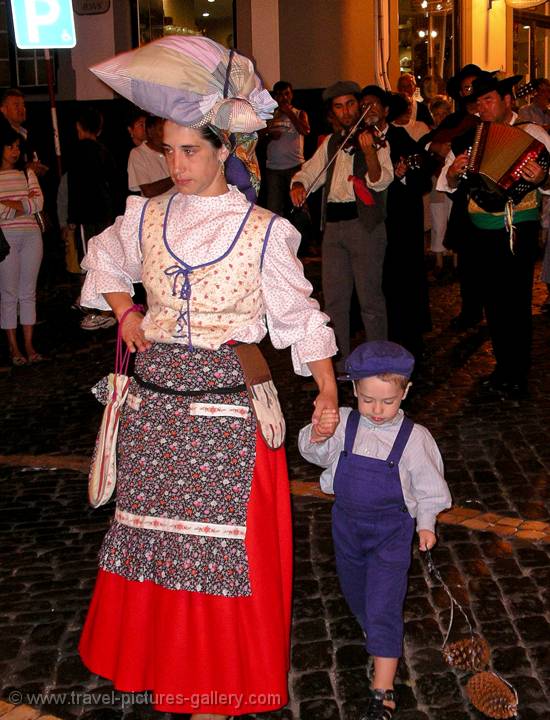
[470,219,539,382]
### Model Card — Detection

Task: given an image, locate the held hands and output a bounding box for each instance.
[310,402,340,443]
[119,311,152,354]
[418,529,437,552]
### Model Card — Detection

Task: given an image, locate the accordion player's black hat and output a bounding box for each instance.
[446,64,485,101]
[470,72,523,100]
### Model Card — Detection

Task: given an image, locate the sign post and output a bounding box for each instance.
[10,0,78,176]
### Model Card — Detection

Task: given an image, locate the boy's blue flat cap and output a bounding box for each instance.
[342,341,415,380]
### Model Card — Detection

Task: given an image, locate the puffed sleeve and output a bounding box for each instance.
[261,215,338,376]
[80,195,147,311]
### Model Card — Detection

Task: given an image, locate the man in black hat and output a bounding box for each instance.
[437,72,550,398]
[290,81,394,365]
[360,86,432,359]
[429,64,490,332]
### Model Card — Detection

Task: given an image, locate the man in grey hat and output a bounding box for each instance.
[290,81,394,366]
[437,73,550,398]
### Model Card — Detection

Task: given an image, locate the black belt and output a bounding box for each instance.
[133,373,246,397]
[326,202,358,222]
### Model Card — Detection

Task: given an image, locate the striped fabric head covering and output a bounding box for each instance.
[90,36,275,197]
[90,36,276,132]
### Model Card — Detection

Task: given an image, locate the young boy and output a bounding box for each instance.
[299,340,452,720]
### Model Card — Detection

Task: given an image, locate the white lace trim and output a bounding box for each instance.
[115,508,247,539]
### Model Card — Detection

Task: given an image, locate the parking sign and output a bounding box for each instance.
[11,0,77,49]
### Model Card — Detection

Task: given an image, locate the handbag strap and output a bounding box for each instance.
[115,304,145,381]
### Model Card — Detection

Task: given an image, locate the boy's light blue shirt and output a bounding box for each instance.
[298,407,452,533]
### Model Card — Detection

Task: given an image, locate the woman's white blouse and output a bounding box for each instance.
[81,186,337,376]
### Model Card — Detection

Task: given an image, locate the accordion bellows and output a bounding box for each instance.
[466,121,549,207]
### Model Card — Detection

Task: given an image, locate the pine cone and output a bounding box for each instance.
[466,671,518,719]
[443,635,491,671]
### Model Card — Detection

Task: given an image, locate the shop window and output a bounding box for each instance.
[513,5,550,82]
[135,0,235,48]
[398,0,458,99]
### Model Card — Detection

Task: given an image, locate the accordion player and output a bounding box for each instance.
[463,121,550,212]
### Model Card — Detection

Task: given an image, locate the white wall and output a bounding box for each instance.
[71,6,116,100]
[250,0,280,88]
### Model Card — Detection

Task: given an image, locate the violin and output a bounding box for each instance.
[340,122,387,154]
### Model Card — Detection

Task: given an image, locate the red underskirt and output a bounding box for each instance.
[79,432,292,715]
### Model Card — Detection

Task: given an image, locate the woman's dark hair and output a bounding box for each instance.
[199,125,224,149]
[77,106,103,136]
[0,125,23,169]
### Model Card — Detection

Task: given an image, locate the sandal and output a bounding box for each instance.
[28,353,45,364]
[11,354,27,366]
[360,689,397,720]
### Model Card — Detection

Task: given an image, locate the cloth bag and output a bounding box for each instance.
[234,343,286,449]
[88,310,140,507]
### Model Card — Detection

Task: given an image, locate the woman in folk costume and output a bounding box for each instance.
[78,37,339,719]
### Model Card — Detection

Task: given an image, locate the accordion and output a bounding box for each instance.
[465,121,550,212]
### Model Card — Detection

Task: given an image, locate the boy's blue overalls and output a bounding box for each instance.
[332,410,415,658]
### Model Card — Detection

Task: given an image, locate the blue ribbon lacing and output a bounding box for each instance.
[164,264,193,348]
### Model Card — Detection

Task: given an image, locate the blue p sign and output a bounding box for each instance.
[11,0,77,49]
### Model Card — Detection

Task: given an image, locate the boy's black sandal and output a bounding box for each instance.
[360,688,397,720]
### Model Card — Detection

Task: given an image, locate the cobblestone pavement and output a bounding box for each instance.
[1,265,549,720]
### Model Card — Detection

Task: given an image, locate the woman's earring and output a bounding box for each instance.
[219,160,225,175]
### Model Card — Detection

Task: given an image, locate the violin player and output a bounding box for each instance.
[359,86,433,360]
[290,81,394,368]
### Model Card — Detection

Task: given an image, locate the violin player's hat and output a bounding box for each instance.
[322,81,362,103]
[470,72,523,101]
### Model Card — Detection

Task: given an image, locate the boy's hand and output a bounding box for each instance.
[310,407,339,443]
[418,529,437,552]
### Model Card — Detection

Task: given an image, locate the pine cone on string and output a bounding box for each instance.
[443,635,491,671]
[466,671,519,719]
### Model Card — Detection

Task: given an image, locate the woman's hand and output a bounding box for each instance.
[120,311,152,353]
[418,529,437,552]
[308,357,339,439]
[3,199,24,214]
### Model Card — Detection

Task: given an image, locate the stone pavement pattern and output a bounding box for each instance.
[0,269,549,719]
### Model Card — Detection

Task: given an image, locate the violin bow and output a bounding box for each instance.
[298,103,374,205]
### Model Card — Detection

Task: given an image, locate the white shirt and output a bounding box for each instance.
[127,142,170,193]
[298,407,452,532]
[80,186,337,377]
[291,134,393,202]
